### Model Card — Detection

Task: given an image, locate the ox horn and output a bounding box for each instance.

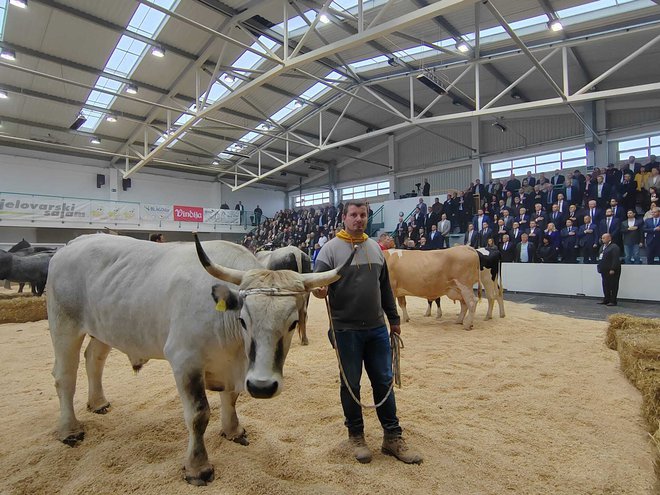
[300,246,357,291]
[193,232,245,285]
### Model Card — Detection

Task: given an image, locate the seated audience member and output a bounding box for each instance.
[515,233,535,263]
[509,222,523,245]
[537,236,559,263]
[427,224,444,250]
[477,221,494,248]
[500,234,515,262]
[464,223,478,248]
[643,206,660,264]
[149,233,165,243]
[527,220,542,245]
[578,215,599,264]
[621,209,643,264]
[560,219,579,263]
[438,213,451,248]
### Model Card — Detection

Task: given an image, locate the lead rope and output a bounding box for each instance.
[324,296,403,409]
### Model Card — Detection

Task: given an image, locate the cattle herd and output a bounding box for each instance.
[0,233,506,486]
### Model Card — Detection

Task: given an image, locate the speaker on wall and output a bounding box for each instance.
[122,178,132,191]
[96,174,106,188]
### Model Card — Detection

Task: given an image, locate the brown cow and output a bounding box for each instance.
[384,245,482,329]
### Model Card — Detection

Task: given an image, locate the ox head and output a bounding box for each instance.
[194,234,354,399]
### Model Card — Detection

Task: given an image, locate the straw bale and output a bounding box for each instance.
[606,314,660,350]
[0,293,47,324]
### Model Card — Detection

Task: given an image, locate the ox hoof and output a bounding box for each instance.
[87,402,111,414]
[222,430,249,446]
[301,338,309,346]
[62,431,85,447]
[184,465,215,486]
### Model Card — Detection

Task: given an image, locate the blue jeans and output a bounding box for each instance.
[329,326,401,436]
[623,243,641,264]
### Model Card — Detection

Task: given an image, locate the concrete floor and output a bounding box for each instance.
[504,292,659,321]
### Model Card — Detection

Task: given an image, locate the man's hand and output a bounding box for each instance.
[312,286,328,299]
[609,269,615,275]
[390,324,401,335]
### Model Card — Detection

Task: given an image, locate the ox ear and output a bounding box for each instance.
[211,284,242,312]
[300,246,357,291]
[194,232,245,285]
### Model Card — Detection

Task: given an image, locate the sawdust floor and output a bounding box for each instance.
[0,296,654,495]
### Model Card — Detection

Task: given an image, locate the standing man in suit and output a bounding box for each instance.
[599,209,621,248]
[578,215,599,264]
[551,169,566,194]
[477,222,494,248]
[427,224,443,250]
[472,209,490,231]
[500,234,515,262]
[549,204,566,230]
[609,198,626,221]
[464,223,478,248]
[515,233,535,263]
[438,213,451,248]
[597,233,622,306]
[509,222,523,245]
[560,219,579,263]
[589,175,612,209]
[505,173,521,196]
[525,171,536,187]
[422,178,430,197]
[644,206,660,264]
[621,209,643,264]
[582,199,604,226]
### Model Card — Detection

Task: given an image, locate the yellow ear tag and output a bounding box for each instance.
[215,299,227,312]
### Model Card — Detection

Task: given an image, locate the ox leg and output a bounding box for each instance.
[397,297,410,322]
[220,391,248,445]
[456,282,476,330]
[173,369,214,486]
[435,298,442,319]
[51,330,86,446]
[84,337,112,414]
[497,284,506,318]
[298,300,309,346]
[424,300,432,317]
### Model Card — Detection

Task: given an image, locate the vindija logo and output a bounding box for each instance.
[174,208,202,219]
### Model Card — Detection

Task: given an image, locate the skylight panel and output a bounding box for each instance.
[272,10,316,34]
[509,14,549,31]
[558,0,616,17]
[126,0,175,38]
[0,0,7,40]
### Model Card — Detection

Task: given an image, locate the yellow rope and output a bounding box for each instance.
[325,297,403,409]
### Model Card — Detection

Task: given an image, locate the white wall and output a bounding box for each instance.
[502,263,658,302]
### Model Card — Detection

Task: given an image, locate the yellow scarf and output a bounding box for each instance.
[336,229,368,244]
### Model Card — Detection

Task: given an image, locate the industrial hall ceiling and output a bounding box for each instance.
[0,0,659,191]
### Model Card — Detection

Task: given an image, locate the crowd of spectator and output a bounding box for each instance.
[395,154,660,264]
[241,154,660,265]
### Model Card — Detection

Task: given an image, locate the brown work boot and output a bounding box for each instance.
[381,434,423,464]
[348,433,372,464]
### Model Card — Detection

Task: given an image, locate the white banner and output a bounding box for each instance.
[204,208,241,225]
[141,203,173,221]
[0,193,139,224]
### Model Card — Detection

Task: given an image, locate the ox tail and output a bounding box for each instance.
[498,259,504,297]
[476,262,482,303]
[295,250,303,273]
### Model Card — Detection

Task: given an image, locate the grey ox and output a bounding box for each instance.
[47,233,353,486]
[256,246,312,345]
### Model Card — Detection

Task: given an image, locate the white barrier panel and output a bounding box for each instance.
[501,263,659,302]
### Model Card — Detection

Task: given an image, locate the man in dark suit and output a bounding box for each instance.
[619,173,637,212]
[560,219,579,263]
[589,175,612,209]
[551,169,565,193]
[395,215,408,233]
[531,204,546,230]
[597,233,622,306]
[549,204,565,230]
[472,209,491,231]
[525,171,536,187]
[464,223,478,248]
[509,222,523,245]
[422,178,430,197]
[599,209,621,247]
[581,200,604,226]
[609,198,626,221]
[501,209,514,230]
[621,209,643,264]
[515,233,535,263]
[477,222,494,248]
[427,224,444,250]
[499,234,515,262]
[505,174,521,196]
[644,207,660,264]
[578,215,599,264]
[526,220,543,246]
[516,208,530,230]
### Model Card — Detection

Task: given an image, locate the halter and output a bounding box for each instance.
[238,287,306,298]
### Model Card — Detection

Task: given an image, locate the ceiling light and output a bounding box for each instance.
[9,0,27,8]
[548,19,563,32]
[452,99,462,106]
[456,41,470,53]
[125,83,138,95]
[212,160,220,166]
[258,122,273,131]
[0,90,8,99]
[416,71,446,95]
[492,122,507,133]
[151,45,165,58]
[0,48,16,61]
[222,73,235,83]
[319,13,330,24]
[105,115,117,123]
[70,114,87,130]
[90,137,101,144]
[510,91,522,100]
[293,99,304,109]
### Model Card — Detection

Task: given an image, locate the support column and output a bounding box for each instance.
[388,134,397,199]
[328,161,338,205]
[470,117,482,182]
[584,101,607,169]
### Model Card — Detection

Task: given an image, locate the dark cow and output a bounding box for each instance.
[0,249,54,296]
[256,246,312,345]
[3,240,57,293]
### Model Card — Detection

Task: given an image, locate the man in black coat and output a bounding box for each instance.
[422,178,431,197]
[464,223,478,248]
[578,215,599,264]
[597,233,622,306]
[588,175,612,209]
[560,219,579,263]
[499,234,515,262]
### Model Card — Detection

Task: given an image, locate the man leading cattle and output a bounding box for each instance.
[47,233,353,486]
[312,200,422,465]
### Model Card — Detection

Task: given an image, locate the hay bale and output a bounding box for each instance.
[0,293,47,324]
[606,314,660,350]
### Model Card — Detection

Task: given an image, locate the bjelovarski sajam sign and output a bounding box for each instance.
[173,205,204,222]
[0,194,88,220]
